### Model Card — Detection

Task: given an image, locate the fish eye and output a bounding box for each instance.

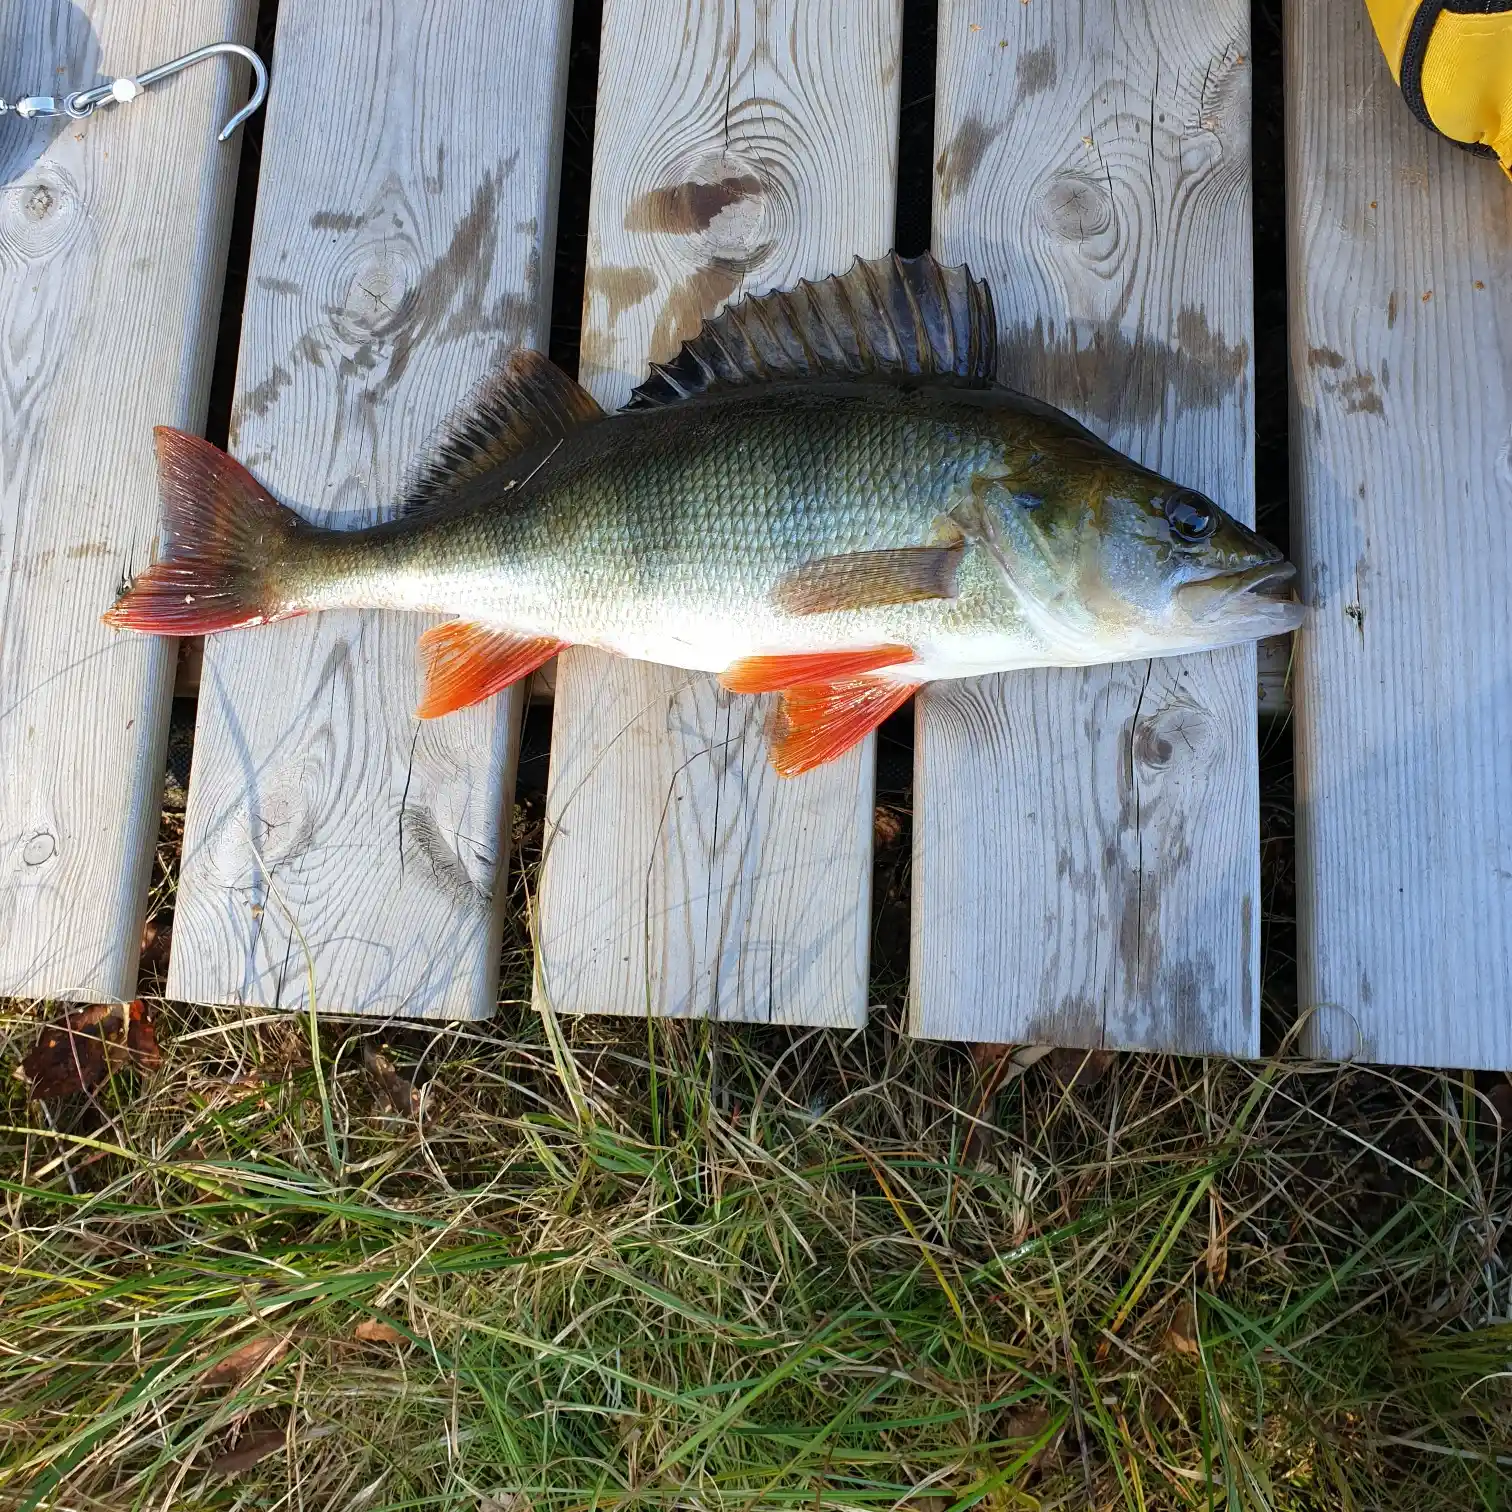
[1164,490,1217,544]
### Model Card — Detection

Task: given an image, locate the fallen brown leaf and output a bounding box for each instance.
[996,1401,1061,1475]
[207,1426,286,1476]
[969,1041,1013,1075]
[139,920,172,979]
[872,805,905,849]
[1165,1298,1201,1356]
[22,999,161,1101]
[1488,1079,1512,1129]
[125,999,162,1070]
[201,1335,288,1387]
[999,1402,1052,1441]
[362,1045,422,1120]
[354,1318,405,1346]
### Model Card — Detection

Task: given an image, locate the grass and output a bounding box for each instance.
[2,987,1509,1507]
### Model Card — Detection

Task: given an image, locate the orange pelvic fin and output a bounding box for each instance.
[719,644,916,695]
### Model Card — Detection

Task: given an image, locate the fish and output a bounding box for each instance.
[104,252,1302,776]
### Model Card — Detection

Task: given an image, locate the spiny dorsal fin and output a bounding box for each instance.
[398,349,605,516]
[624,251,997,411]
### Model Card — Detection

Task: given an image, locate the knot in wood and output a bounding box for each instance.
[1133,702,1213,771]
[1037,170,1114,244]
[21,830,56,867]
[207,780,316,887]
[628,153,779,269]
[697,175,768,264]
[1,168,81,259]
[332,247,418,344]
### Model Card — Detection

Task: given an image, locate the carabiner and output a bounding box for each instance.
[1,41,267,141]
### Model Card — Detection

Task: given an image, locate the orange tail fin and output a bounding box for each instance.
[102,428,308,635]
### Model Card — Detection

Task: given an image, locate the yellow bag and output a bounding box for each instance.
[1366,0,1512,174]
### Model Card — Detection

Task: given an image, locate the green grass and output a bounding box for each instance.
[2,987,1508,1510]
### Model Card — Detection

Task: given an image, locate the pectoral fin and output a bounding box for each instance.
[416,622,566,718]
[773,545,964,615]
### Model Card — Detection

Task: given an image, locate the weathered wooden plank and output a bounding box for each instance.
[167,0,572,1017]
[1288,2,1512,1069]
[910,0,1259,1052]
[533,0,902,1025]
[0,0,254,1001]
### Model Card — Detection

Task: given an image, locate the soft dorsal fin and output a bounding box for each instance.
[398,349,605,516]
[624,251,997,410]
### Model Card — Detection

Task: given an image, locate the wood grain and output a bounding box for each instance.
[166,0,572,1017]
[534,0,901,1025]
[0,0,254,1000]
[910,0,1260,1052]
[1288,2,1512,1069]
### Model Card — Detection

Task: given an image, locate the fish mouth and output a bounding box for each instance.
[1231,560,1297,600]
[1177,560,1304,630]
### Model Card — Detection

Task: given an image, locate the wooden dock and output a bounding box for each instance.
[2,0,1507,1069]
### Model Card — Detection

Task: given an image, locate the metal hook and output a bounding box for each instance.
[52,41,268,141]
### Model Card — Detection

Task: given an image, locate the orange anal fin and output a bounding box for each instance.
[719,644,916,695]
[770,674,918,777]
[416,623,566,719]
